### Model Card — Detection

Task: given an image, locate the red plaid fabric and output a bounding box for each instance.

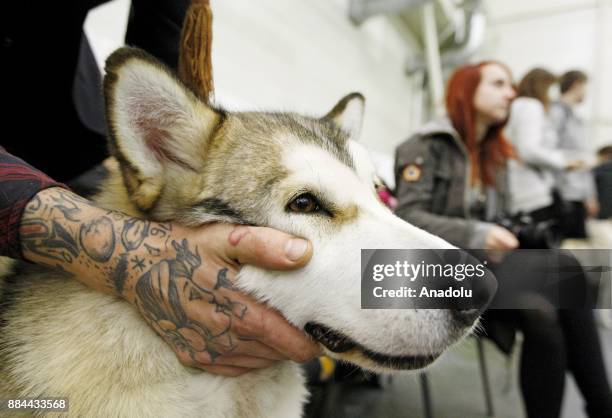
[0,146,66,259]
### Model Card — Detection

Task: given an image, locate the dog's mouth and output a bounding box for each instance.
[304,322,440,370]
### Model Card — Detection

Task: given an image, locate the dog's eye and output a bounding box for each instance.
[373,175,384,191]
[288,193,320,214]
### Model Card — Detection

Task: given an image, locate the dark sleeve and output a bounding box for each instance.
[0,147,67,259]
[125,0,191,70]
[393,137,482,249]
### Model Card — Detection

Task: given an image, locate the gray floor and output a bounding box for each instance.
[316,323,612,418]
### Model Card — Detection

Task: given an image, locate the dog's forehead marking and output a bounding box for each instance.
[282,114,356,171]
[281,141,374,208]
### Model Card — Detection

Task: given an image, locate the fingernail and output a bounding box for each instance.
[285,238,308,261]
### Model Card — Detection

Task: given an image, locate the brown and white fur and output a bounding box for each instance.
[0,48,486,417]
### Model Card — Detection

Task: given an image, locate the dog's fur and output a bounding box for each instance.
[0,48,479,417]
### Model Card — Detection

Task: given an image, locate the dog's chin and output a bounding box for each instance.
[304,322,441,371]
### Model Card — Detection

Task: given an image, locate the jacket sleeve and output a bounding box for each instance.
[0,147,66,259]
[393,137,488,249]
[510,99,567,170]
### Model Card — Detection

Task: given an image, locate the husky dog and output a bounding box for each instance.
[0,48,494,417]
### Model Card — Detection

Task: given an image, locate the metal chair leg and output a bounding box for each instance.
[419,372,434,418]
[476,338,495,417]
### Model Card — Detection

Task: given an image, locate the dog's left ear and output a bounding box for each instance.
[322,92,365,141]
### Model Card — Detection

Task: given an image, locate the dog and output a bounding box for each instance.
[0,47,494,417]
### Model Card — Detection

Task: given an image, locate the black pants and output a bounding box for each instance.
[505,308,612,418]
[485,215,611,417]
[563,201,588,239]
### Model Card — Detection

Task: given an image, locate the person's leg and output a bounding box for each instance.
[560,309,612,418]
[515,308,567,418]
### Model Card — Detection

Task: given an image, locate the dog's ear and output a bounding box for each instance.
[322,92,365,141]
[104,47,222,211]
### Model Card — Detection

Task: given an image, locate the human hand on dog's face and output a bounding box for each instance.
[126,223,321,377]
[20,188,320,377]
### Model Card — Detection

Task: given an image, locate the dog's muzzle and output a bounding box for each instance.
[304,322,440,370]
[304,322,356,353]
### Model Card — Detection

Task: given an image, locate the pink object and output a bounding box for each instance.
[377,188,398,210]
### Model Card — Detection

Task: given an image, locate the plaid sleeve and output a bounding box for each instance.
[0,146,67,259]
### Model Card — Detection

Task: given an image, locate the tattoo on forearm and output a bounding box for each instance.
[79,217,115,262]
[21,218,79,263]
[134,240,246,363]
[121,218,150,251]
[24,195,42,212]
[130,255,146,272]
[144,243,161,256]
[112,253,130,295]
[51,191,84,222]
[20,190,110,267]
[20,189,251,365]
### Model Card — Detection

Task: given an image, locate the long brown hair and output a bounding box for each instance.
[446,61,515,187]
[517,68,557,110]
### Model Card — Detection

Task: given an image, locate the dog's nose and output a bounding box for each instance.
[451,308,481,327]
[442,250,498,326]
[449,271,497,326]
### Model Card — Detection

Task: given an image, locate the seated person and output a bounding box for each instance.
[394,61,612,418]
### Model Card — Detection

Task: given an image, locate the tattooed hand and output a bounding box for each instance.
[20,187,320,376]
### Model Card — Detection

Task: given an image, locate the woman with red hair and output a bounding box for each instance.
[394,62,612,418]
[395,61,518,250]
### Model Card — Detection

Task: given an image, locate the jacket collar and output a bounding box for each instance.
[415,116,468,156]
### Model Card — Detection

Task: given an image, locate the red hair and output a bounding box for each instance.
[445,61,515,186]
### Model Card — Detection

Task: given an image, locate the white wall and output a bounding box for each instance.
[477,0,612,150]
[85,0,420,163]
[86,0,612,172]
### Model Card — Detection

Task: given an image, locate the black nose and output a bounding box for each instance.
[451,308,481,327]
[442,250,498,327]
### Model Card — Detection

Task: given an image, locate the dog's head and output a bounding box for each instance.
[103,48,495,372]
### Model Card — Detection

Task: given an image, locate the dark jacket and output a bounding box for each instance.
[1,1,189,183]
[394,118,508,249]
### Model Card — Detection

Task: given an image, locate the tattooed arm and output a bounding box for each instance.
[19,187,319,376]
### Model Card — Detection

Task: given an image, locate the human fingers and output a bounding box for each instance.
[195,353,280,369]
[218,338,286,361]
[233,305,321,364]
[219,225,313,270]
[198,364,251,377]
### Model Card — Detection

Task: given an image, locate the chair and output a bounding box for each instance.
[419,336,495,418]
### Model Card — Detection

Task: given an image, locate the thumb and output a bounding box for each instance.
[219,225,313,271]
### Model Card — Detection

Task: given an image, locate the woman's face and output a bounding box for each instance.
[473,63,516,126]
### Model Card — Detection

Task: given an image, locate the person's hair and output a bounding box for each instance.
[446,61,515,187]
[597,145,612,161]
[516,68,557,110]
[559,70,588,94]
